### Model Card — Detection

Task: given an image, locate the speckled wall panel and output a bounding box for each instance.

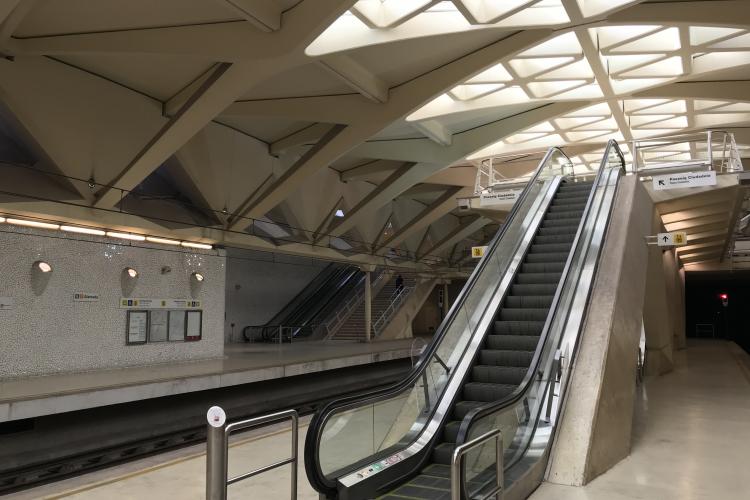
[0,226,226,379]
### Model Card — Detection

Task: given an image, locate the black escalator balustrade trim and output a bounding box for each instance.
[379,179,594,500]
[304,149,569,498]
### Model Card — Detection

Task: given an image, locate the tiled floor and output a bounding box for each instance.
[530,339,750,500]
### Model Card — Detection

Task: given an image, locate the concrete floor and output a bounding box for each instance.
[0,339,417,422]
[11,339,750,499]
[531,339,750,500]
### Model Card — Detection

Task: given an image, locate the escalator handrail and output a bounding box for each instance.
[304,147,569,494]
[453,140,626,471]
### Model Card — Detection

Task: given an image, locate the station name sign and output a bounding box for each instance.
[652,171,716,191]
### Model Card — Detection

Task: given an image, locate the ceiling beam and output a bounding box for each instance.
[0,0,32,49]
[270,123,334,156]
[238,29,555,221]
[377,186,469,253]
[340,159,398,182]
[325,161,426,240]
[221,0,282,32]
[418,216,490,261]
[607,0,750,26]
[411,119,453,146]
[91,0,356,209]
[223,94,376,124]
[318,54,389,103]
[634,81,750,102]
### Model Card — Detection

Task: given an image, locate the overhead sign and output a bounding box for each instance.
[471,246,488,258]
[480,189,521,207]
[0,297,14,311]
[74,292,99,302]
[652,171,716,191]
[657,231,688,247]
[120,298,202,309]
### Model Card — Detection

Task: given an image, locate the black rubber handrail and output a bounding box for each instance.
[304,147,570,496]
[454,140,626,495]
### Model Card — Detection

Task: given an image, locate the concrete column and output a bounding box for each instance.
[364,270,372,342]
[442,282,450,317]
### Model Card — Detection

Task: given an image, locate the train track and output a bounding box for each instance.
[0,378,391,495]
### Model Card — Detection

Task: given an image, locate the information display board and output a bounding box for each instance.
[168,310,186,341]
[126,310,148,344]
[186,310,202,341]
[149,310,169,342]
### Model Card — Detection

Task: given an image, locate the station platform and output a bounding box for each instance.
[0,339,418,423]
[12,339,749,500]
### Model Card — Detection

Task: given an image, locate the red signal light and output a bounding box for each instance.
[719,293,728,300]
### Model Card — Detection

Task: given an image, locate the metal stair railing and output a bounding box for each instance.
[322,270,385,339]
[206,407,299,500]
[372,283,414,337]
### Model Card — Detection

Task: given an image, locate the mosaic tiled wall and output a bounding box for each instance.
[0,226,226,379]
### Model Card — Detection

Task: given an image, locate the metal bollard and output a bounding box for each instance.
[206,406,228,500]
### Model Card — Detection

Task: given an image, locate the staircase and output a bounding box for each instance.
[379,179,592,499]
[330,276,416,341]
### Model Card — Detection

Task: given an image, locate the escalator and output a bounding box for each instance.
[305,141,626,499]
[244,263,362,342]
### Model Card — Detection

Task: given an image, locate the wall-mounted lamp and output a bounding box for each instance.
[190,272,205,298]
[121,266,139,296]
[31,260,53,295]
[35,260,53,273]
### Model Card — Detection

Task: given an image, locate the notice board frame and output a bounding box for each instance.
[126,310,149,345]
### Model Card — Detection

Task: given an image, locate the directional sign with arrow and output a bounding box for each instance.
[657,231,687,247]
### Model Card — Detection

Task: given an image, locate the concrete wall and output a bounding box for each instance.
[548,176,653,485]
[0,226,226,379]
[379,278,437,340]
[224,247,327,342]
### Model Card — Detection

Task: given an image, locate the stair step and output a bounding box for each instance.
[479,349,534,367]
[514,272,562,285]
[463,381,517,401]
[486,334,540,351]
[499,308,550,322]
[493,320,545,336]
[472,365,527,385]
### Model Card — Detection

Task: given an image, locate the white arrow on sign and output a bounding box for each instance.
[652,171,716,191]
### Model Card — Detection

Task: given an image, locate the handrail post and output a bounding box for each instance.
[451,429,503,500]
[707,130,713,170]
[206,406,228,500]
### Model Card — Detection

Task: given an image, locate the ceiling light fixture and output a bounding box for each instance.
[0,216,5,223]
[192,272,205,282]
[6,218,60,230]
[146,236,181,246]
[181,241,213,250]
[124,267,138,278]
[107,231,146,241]
[61,225,106,236]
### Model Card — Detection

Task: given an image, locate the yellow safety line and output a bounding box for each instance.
[43,422,310,499]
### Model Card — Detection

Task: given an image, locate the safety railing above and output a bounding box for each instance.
[206,406,298,500]
[630,130,744,175]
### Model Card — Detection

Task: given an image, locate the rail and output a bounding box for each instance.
[372,284,413,337]
[322,270,386,339]
[451,429,503,500]
[630,130,743,175]
[206,407,299,500]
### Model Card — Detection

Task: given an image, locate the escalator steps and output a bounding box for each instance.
[378,180,593,500]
